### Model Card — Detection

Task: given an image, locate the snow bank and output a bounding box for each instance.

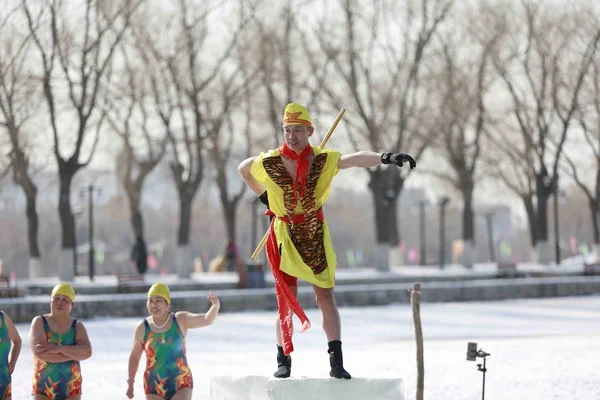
[209,375,404,400]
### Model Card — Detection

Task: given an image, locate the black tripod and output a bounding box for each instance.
[476,349,490,400]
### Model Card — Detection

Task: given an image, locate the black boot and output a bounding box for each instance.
[328,340,351,379]
[273,345,292,378]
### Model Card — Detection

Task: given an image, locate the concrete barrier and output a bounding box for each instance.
[2,276,600,323]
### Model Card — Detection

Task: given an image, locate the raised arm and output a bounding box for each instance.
[338,151,416,170]
[177,292,221,331]
[126,322,145,399]
[3,312,22,374]
[55,321,92,361]
[238,156,265,195]
[29,316,71,363]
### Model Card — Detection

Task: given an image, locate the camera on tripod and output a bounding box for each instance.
[466,342,490,400]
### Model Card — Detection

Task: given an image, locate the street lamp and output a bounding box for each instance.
[72,207,83,277]
[438,196,450,269]
[485,212,495,263]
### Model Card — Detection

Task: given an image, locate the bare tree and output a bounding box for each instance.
[491,1,600,263]
[254,0,334,147]
[0,4,44,277]
[22,0,141,280]
[562,57,600,256]
[313,0,453,268]
[427,3,503,267]
[107,39,167,240]
[135,0,253,276]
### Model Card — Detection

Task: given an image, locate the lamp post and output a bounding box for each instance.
[439,196,450,269]
[417,200,428,265]
[72,208,83,277]
[485,212,495,263]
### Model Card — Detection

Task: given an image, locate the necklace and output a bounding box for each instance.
[151,313,171,329]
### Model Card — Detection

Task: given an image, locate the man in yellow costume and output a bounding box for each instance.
[238,103,416,380]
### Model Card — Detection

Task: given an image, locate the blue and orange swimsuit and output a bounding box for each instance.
[32,316,82,400]
[0,312,12,400]
[143,313,193,399]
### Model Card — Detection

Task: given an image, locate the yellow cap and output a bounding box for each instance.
[51,282,75,303]
[148,282,171,304]
[282,103,312,127]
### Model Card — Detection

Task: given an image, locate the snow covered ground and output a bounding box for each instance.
[8,295,600,400]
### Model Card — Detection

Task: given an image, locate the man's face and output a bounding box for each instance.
[283,124,313,151]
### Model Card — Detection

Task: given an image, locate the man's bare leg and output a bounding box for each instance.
[273,284,298,378]
[313,285,341,340]
[313,285,351,379]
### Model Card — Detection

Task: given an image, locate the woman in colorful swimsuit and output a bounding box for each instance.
[29,283,93,400]
[126,283,220,400]
[0,310,22,400]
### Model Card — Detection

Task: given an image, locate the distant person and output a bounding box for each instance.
[126,283,220,400]
[0,310,22,400]
[131,235,148,275]
[30,283,93,400]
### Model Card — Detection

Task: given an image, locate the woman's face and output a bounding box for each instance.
[147,296,169,316]
[50,294,73,316]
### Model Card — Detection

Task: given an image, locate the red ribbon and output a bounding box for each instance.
[265,217,311,356]
[279,143,312,208]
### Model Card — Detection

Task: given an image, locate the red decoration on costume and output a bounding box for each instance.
[279,143,312,208]
[265,216,311,356]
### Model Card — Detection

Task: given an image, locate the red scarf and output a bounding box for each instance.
[266,216,311,356]
[279,142,312,207]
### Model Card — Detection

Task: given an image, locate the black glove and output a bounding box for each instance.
[259,191,269,208]
[381,152,416,169]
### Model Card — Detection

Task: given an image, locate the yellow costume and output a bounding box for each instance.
[251,146,341,288]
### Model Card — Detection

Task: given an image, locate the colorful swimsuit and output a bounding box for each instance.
[143,314,193,399]
[0,312,12,400]
[32,316,82,400]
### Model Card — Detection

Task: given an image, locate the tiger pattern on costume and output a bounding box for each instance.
[262,153,328,274]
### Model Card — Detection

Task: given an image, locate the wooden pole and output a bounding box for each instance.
[411,282,424,400]
[250,108,346,260]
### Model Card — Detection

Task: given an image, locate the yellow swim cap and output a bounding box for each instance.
[148,282,171,304]
[51,282,75,303]
[282,103,312,127]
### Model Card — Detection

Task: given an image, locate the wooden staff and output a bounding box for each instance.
[250,108,346,260]
[411,282,424,400]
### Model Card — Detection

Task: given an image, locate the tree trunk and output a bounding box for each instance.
[523,196,538,247]
[178,194,193,246]
[368,167,403,245]
[462,192,474,242]
[57,171,76,280]
[589,198,599,248]
[58,174,76,249]
[223,203,237,244]
[536,194,550,242]
[127,190,144,237]
[461,191,474,268]
[26,190,41,258]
